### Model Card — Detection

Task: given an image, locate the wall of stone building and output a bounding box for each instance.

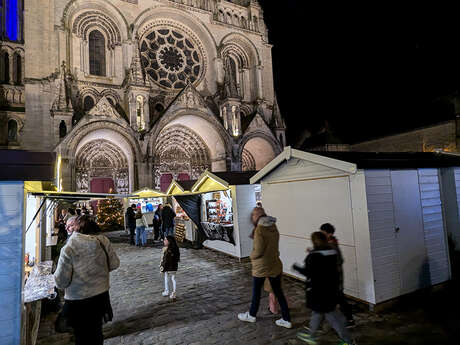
[20,0,283,190]
[351,121,457,153]
[22,83,55,151]
[25,0,57,80]
[0,112,7,146]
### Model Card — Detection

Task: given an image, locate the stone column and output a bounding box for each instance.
[256,65,263,99]
[21,55,25,85]
[8,52,14,85]
[242,68,251,101]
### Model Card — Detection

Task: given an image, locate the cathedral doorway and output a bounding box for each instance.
[153,124,211,191]
[75,139,129,194]
[241,137,276,171]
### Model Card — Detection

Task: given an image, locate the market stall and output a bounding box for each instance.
[166,171,259,258]
[0,150,55,345]
[126,188,165,241]
[250,147,459,307]
[166,180,198,243]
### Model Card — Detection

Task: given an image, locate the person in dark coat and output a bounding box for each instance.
[293,231,354,345]
[125,204,137,245]
[161,204,176,237]
[160,235,180,300]
[320,223,355,328]
[153,204,163,241]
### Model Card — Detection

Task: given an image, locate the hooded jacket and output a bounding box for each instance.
[250,216,283,278]
[54,232,120,300]
[293,247,340,312]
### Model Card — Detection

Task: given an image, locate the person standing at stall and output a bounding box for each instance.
[54,215,120,345]
[153,204,163,242]
[125,204,137,245]
[161,204,176,237]
[238,207,292,329]
[135,208,148,247]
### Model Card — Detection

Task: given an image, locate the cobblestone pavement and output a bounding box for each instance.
[37,231,458,345]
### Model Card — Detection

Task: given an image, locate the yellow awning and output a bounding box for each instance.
[166,180,188,196]
[24,181,57,193]
[191,171,229,194]
[131,188,165,198]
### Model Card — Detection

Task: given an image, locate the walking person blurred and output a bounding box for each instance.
[161,204,176,237]
[125,204,136,245]
[160,235,180,300]
[135,208,148,247]
[238,207,292,328]
[294,231,354,345]
[54,215,120,345]
[320,223,355,328]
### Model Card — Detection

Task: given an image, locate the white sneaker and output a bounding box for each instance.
[275,318,292,329]
[162,290,169,297]
[238,311,256,323]
[170,292,176,300]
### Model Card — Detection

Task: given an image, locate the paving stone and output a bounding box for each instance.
[36,231,459,345]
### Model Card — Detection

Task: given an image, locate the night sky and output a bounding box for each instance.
[259,1,456,146]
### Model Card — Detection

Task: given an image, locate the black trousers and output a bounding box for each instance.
[66,292,112,345]
[73,319,103,345]
[249,275,291,322]
[153,224,162,240]
[128,225,136,245]
[339,291,353,321]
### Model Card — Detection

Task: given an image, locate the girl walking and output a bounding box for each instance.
[293,231,354,345]
[160,235,180,300]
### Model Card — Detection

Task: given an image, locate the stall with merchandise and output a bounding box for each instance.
[166,171,258,258]
[127,188,165,237]
[166,180,197,242]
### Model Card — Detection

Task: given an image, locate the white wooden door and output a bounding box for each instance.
[391,170,427,295]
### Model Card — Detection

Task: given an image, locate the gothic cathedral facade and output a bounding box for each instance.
[0,0,286,193]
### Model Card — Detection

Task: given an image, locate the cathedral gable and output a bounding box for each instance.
[245,113,271,135]
[88,96,124,120]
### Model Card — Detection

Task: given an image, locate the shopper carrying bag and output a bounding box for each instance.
[54,215,120,344]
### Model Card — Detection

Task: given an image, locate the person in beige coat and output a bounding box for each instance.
[238,207,292,328]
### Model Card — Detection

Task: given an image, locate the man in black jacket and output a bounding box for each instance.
[153,204,163,241]
[161,204,176,237]
[293,231,354,345]
[125,204,136,245]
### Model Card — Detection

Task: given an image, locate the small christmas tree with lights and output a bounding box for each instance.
[97,198,124,231]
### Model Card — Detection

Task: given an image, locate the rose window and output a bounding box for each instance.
[140,28,203,89]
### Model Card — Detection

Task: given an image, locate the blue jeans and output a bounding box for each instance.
[249,275,290,322]
[135,226,145,246]
[163,226,175,237]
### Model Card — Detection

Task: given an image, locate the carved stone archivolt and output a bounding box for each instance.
[72,10,122,48]
[76,139,129,193]
[241,148,256,171]
[152,125,211,188]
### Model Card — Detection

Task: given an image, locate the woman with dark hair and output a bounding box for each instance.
[54,215,120,345]
[160,235,180,300]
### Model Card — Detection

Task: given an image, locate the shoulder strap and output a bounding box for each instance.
[95,236,110,269]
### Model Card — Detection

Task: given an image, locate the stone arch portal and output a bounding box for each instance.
[242,137,276,171]
[153,125,211,191]
[75,139,129,194]
[73,128,136,194]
